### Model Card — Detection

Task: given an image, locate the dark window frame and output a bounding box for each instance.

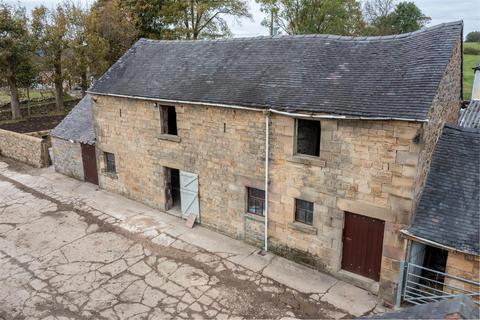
[104,152,116,174]
[295,199,314,225]
[295,119,321,157]
[161,105,178,136]
[247,187,265,216]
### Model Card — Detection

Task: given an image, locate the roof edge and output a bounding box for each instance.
[444,123,480,135]
[400,229,479,256]
[137,20,464,44]
[87,91,429,122]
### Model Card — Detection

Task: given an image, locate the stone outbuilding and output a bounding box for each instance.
[82,22,464,303]
[401,125,479,302]
[50,95,98,184]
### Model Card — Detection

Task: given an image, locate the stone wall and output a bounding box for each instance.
[445,251,479,297]
[0,128,47,167]
[267,116,421,302]
[413,35,462,203]
[94,97,266,239]
[51,137,84,180]
[93,95,429,303]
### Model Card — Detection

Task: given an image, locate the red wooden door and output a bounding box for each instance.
[81,144,98,185]
[342,212,385,281]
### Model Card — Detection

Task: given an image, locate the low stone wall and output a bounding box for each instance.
[0,128,47,167]
[51,137,85,180]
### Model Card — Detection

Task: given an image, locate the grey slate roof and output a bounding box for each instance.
[407,125,479,255]
[364,295,479,319]
[89,22,463,121]
[459,100,480,128]
[50,95,95,145]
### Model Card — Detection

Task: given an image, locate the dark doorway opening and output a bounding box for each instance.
[296,119,320,156]
[165,167,181,213]
[161,106,178,135]
[420,245,448,289]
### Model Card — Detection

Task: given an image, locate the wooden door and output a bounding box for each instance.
[179,171,200,222]
[342,212,385,281]
[81,144,98,185]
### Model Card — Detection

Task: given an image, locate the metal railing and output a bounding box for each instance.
[396,261,480,307]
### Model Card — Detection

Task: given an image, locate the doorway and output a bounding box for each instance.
[409,241,448,290]
[81,144,98,185]
[342,212,385,281]
[165,167,181,214]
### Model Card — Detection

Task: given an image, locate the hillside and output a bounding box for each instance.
[464,42,480,100]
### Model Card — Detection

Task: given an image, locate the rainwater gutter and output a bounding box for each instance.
[87,91,429,123]
[400,229,478,256]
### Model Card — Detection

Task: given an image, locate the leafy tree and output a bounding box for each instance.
[362,0,430,35]
[31,4,69,111]
[390,2,430,34]
[466,31,480,43]
[363,0,395,35]
[161,0,251,39]
[121,0,168,39]
[0,2,35,119]
[65,3,109,95]
[257,0,365,36]
[89,0,139,66]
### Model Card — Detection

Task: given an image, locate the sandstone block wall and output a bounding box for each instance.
[445,251,479,297]
[93,95,427,303]
[267,116,422,302]
[51,137,84,180]
[414,35,462,203]
[93,98,266,240]
[0,128,46,168]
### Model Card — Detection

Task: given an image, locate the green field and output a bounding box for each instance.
[0,89,55,105]
[464,42,480,100]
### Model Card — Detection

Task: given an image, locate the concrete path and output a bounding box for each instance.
[0,158,388,319]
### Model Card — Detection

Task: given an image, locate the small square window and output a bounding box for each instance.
[295,199,313,225]
[161,106,178,135]
[247,187,265,216]
[296,119,320,156]
[104,152,116,174]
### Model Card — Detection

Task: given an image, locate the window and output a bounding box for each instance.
[247,187,265,216]
[296,119,320,156]
[161,106,178,135]
[104,152,116,174]
[295,199,313,225]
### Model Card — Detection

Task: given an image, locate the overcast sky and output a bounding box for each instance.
[8,0,480,37]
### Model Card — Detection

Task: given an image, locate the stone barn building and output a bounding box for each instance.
[84,22,463,303]
[50,95,98,184]
[401,125,479,304]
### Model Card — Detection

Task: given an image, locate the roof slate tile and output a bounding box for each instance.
[89,22,462,120]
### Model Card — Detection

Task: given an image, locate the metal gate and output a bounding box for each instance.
[396,261,480,307]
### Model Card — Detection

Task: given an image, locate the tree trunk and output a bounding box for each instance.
[53,52,64,111]
[27,87,31,117]
[7,75,21,120]
[81,72,88,97]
